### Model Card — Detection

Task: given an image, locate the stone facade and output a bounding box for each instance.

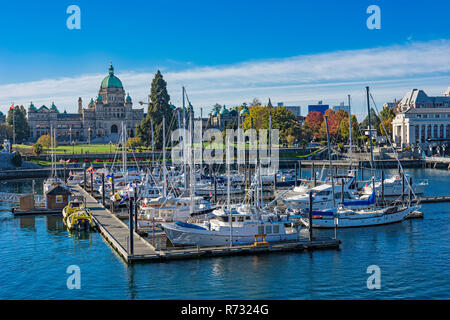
[392,88,450,148]
[27,64,144,143]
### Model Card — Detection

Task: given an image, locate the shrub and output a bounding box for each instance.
[11,152,22,167]
[32,143,44,156]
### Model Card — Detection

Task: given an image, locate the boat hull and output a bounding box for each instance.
[161,223,298,247]
[300,206,416,228]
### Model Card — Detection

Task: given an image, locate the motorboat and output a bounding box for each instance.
[160,204,300,247]
[362,173,428,197]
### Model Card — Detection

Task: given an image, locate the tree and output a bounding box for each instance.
[320,109,339,140]
[250,98,262,107]
[7,105,30,143]
[33,143,44,156]
[304,111,324,140]
[0,123,13,140]
[267,98,273,108]
[136,70,172,149]
[127,136,143,149]
[11,152,22,167]
[360,108,381,134]
[340,115,359,141]
[267,106,301,143]
[379,105,396,137]
[37,134,57,149]
[242,106,270,131]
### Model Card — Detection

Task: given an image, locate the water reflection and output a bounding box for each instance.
[19,216,36,231]
[46,215,64,232]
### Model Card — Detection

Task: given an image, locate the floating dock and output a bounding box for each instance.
[72,185,340,264]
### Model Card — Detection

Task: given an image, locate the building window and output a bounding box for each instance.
[56,195,63,203]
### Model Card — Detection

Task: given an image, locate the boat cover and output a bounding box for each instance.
[174,221,206,230]
[342,192,376,207]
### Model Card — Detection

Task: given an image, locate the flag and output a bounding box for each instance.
[69,170,73,177]
[66,159,70,163]
[119,192,129,204]
[10,103,14,111]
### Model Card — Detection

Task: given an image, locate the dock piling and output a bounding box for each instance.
[308,191,313,241]
[129,199,134,256]
[101,173,105,206]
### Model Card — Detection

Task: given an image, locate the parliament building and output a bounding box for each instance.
[27,64,144,143]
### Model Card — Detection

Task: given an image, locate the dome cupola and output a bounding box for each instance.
[101,63,123,89]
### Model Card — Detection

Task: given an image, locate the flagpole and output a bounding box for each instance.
[11,103,15,148]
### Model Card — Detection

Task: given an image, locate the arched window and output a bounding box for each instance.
[111,124,118,134]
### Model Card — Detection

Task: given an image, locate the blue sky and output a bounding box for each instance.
[0,0,449,119]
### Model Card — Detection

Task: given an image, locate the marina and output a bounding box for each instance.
[1,166,449,299]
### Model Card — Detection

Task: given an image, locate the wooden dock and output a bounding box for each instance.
[72,185,340,263]
[71,185,160,262]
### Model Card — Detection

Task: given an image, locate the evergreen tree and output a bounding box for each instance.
[267,98,273,108]
[360,108,381,134]
[7,105,30,143]
[136,70,173,149]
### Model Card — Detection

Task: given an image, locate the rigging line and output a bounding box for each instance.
[369,93,417,200]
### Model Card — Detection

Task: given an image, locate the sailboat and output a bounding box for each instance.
[161,139,300,246]
[301,87,421,228]
[43,126,69,193]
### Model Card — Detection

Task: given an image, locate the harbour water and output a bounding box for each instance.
[1,168,449,299]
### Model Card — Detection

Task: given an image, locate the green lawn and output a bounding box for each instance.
[14,144,152,155]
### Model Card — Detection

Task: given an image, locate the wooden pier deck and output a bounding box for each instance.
[73,185,340,263]
[71,185,159,262]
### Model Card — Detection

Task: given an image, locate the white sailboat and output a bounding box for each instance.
[301,87,421,228]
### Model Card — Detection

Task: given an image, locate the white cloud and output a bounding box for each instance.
[1,39,449,120]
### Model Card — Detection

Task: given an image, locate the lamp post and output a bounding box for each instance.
[88,126,92,145]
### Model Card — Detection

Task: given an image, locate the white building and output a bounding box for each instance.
[392,88,450,148]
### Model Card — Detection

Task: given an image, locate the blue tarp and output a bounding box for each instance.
[175,221,206,230]
[342,192,376,207]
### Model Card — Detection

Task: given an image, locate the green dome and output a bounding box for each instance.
[240,106,249,116]
[29,102,37,110]
[169,104,176,109]
[126,93,132,102]
[101,64,123,88]
[96,95,103,102]
[219,105,229,115]
[50,102,59,113]
[211,109,218,116]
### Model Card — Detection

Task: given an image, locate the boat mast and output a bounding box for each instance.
[366,87,375,170]
[182,87,187,192]
[325,115,336,208]
[151,119,154,168]
[227,132,232,247]
[189,110,195,216]
[163,115,167,197]
[348,94,353,171]
[365,86,376,194]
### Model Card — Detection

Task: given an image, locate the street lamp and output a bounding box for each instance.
[88,126,92,145]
